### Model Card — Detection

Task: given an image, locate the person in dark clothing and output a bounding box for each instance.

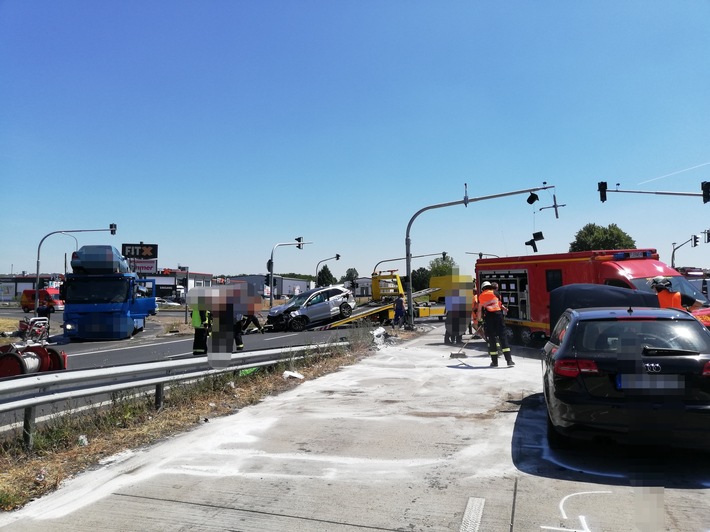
[478,281,514,367]
[192,309,211,355]
[241,314,264,334]
[233,310,244,351]
[393,293,406,329]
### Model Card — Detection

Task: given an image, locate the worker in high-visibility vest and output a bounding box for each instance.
[192,308,211,355]
[477,281,514,367]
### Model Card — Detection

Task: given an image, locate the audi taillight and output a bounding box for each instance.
[553,359,599,378]
[703,361,710,376]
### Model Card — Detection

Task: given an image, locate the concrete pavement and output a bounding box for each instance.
[3,325,702,531]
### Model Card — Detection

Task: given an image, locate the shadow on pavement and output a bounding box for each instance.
[510,393,710,489]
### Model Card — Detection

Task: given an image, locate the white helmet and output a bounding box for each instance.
[481,281,492,290]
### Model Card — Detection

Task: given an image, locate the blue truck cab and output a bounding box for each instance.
[61,246,157,340]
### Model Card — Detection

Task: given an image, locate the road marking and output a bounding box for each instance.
[540,490,612,531]
[67,338,191,357]
[460,497,485,531]
[265,333,299,341]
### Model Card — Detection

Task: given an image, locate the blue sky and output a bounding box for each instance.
[2,2,710,281]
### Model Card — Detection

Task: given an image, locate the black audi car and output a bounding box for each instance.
[543,306,710,449]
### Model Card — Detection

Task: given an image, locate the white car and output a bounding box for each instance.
[156,297,181,307]
[266,285,357,332]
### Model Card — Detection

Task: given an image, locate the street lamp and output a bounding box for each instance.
[60,233,79,276]
[465,252,500,259]
[671,239,692,269]
[35,224,117,316]
[404,183,554,328]
[315,254,340,285]
[371,252,448,276]
[269,237,313,308]
[178,265,189,323]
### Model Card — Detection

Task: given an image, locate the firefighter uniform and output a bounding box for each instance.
[478,283,514,367]
[192,309,211,355]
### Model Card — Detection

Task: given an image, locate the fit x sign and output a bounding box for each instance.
[122,243,159,259]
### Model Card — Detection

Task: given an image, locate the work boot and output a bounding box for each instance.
[489,355,499,367]
[504,354,515,366]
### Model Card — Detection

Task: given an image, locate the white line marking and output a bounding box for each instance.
[265,333,299,341]
[559,491,611,519]
[460,497,485,531]
[67,338,191,357]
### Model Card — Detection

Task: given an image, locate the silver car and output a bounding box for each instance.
[266,285,357,332]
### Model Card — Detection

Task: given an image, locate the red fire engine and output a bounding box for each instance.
[475,248,710,345]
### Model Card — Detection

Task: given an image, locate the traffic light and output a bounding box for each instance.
[692,235,700,247]
[705,230,710,244]
[266,259,273,272]
[442,252,447,260]
[335,254,340,260]
[702,182,710,204]
[179,277,187,287]
[525,238,538,252]
[598,182,607,202]
[109,223,117,235]
[295,236,303,249]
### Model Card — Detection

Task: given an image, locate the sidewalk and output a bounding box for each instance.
[0,324,543,531]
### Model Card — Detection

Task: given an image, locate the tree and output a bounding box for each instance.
[569,223,636,252]
[316,264,336,287]
[429,255,457,277]
[339,268,359,284]
[411,267,431,292]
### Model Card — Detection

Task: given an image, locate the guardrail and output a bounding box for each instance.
[0,342,348,450]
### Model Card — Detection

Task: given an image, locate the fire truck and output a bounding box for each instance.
[475,248,710,345]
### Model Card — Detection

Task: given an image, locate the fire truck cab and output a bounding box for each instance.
[476,248,710,345]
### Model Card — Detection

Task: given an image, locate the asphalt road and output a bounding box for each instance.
[1,325,708,531]
[1,308,355,370]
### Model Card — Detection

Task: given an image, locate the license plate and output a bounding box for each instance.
[616,374,685,390]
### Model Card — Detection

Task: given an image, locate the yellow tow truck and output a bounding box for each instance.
[313,270,442,330]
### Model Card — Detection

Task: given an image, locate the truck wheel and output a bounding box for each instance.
[339,303,352,318]
[22,307,30,313]
[504,325,515,345]
[289,316,308,332]
[517,327,533,347]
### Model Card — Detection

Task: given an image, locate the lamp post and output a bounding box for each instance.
[269,237,313,308]
[671,239,691,269]
[35,224,117,316]
[404,184,553,328]
[61,232,79,276]
[178,265,189,323]
[315,254,340,286]
[371,252,448,277]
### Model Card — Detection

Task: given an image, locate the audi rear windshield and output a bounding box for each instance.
[574,319,710,354]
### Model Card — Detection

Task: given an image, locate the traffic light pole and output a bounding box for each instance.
[34,225,117,316]
[598,181,708,202]
[269,239,313,308]
[315,254,340,285]
[404,184,554,329]
[671,239,692,269]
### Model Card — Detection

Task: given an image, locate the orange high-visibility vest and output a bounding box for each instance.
[657,290,681,309]
[479,289,502,313]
